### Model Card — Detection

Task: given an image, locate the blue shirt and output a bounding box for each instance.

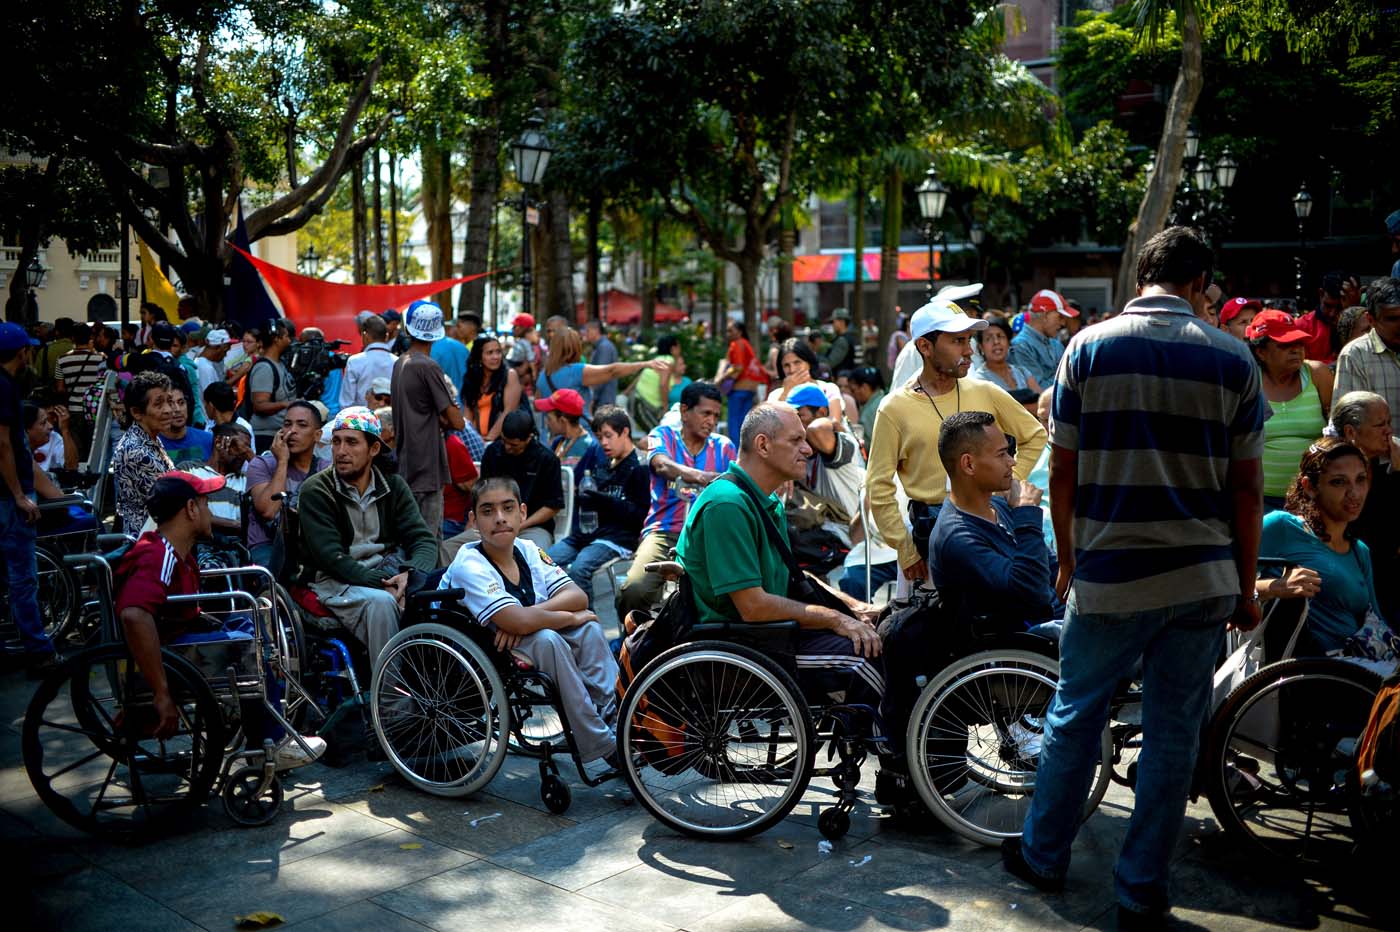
[588,337,619,407]
[536,361,591,408]
[160,428,214,468]
[1261,511,1380,654]
[1051,294,1266,614]
[0,368,33,493]
[1008,323,1064,387]
[431,338,469,398]
[930,496,1053,627]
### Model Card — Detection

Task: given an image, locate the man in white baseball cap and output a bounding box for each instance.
[1009,288,1077,387]
[195,328,234,402]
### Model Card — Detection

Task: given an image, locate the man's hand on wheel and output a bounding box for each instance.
[152,689,179,740]
[838,616,882,658]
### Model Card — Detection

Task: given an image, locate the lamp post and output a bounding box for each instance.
[24,255,47,325]
[915,167,948,298]
[1292,182,1314,305]
[299,245,321,278]
[510,114,552,318]
[969,222,985,283]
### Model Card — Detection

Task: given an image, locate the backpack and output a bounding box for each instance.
[237,357,279,422]
[788,524,848,575]
[616,578,701,774]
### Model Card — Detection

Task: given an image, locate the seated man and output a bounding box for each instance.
[440,477,619,766]
[247,400,327,569]
[929,411,1053,629]
[784,384,865,532]
[536,388,594,473]
[115,470,324,768]
[158,388,214,468]
[677,404,883,709]
[548,405,650,606]
[297,407,438,661]
[444,410,563,560]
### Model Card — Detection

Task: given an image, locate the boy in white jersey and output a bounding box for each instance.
[439,476,620,765]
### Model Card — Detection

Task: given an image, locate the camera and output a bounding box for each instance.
[283,335,349,399]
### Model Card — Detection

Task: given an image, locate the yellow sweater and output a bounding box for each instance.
[866,377,1047,569]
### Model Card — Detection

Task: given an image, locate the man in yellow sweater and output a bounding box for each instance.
[866,301,1047,583]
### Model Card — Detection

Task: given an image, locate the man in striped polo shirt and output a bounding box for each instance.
[1004,227,1266,928]
[617,381,735,615]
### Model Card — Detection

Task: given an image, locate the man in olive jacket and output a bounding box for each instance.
[298,407,438,661]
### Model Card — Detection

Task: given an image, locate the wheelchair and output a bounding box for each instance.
[367,585,619,814]
[22,537,317,840]
[613,565,1112,844]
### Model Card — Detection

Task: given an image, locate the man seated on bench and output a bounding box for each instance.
[929,411,1054,631]
[439,476,620,767]
[784,383,865,536]
[297,406,438,661]
[115,470,325,768]
[676,404,884,708]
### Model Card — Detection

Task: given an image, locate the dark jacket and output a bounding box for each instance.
[930,497,1053,628]
[575,446,650,548]
[296,466,437,587]
[480,438,564,514]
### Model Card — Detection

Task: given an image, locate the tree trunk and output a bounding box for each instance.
[4,156,63,323]
[388,154,400,283]
[351,156,366,284]
[777,195,795,324]
[371,147,384,284]
[1114,5,1204,309]
[877,166,903,381]
[851,180,866,346]
[585,192,601,322]
[549,187,575,320]
[421,131,454,308]
[711,255,723,338]
[739,256,760,340]
[641,212,659,331]
[460,122,500,316]
[489,201,501,330]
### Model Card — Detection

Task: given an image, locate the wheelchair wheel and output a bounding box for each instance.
[906,649,1112,846]
[371,623,510,798]
[1203,658,1381,869]
[506,677,567,758]
[22,644,224,840]
[37,545,79,644]
[618,640,815,839]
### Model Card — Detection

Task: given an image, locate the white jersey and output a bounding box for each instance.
[439,538,572,627]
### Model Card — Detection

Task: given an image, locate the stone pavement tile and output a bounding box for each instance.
[158,827,473,929]
[489,807,661,891]
[0,802,90,883]
[374,859,673,932]
[481,750,636,822]
[343,780,572,857]
[573,818,842,928]
[282,899,436,931]
[24,866,201,932]
[95,792,398,901]
[690,880,946,932]
[286,757,400,802]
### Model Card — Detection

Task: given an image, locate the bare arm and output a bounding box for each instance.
[1048,444,1078,600]
[1229,457,1264,600]
[728,586,880,657]
[121,607,178,738]
[250,391,289,415]
[581,358,667,387]
[489,600,590,636]
[33,465,63,499]
[486,370,523,442]
[804,419,838,457]
[439,402,466,431]
[1308,360,1333,417]
[649,453,716,486]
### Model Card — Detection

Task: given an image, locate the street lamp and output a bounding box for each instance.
[510,114,553,317]
[1193,159,1214,193]
[916,167,948,297]
[1214,151,1238,191]
[23,255,47,325]
[1185,125,1200,161]
[299,244,321,277]
[969,222,985,247]
[1293,182,1314,304]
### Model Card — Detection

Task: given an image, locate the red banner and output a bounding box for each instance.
[231,246,494,345]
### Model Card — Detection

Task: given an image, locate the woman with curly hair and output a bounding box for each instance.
[1257,436,1385,654]
[462,334,522,443]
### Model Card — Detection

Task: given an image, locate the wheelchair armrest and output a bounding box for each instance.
[408,587,464,607]
[689,619,800,642]
[37,494,89,511]
[644,561,685,581]
[97,533,135,549]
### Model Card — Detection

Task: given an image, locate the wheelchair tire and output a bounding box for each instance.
[37,545,80,644]
[1202,658,1381,870]
[22,643,224,840]
[371,623,510,798]
[506,677,568,758]
[618,640,815,839]
[906,649,1112,847]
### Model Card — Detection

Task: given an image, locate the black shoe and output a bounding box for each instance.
[1001,838,1065,894]
[25,651,62,681]
[1117,905,1168,931]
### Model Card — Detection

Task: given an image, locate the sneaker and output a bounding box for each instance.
[1001,838,1065,893]
[25,651,62,681]
[274,735,327,770]
[1008,719,1044,763]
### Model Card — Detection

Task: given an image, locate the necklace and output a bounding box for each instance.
[916,374,960,420]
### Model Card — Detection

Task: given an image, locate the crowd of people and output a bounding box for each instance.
[2,213,1399,929]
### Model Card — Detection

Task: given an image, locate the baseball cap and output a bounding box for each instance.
[533,388,586,418]
[1220,297,1262,324]
[1029,289,1078,318]
[405,300,446,342]
[369,376,391,397]
[330,405,383,439]
[1245,309,1311,344]
[205,329,232,347]
[832,308,851,322]
[0,322,40,351]
[381,309,402,323]
[146,470,226,523]
[786,385,831,410]
[150,321,177,348]
[512,313,536,330]
[1386,209,1400,237]
[908,300,988,341]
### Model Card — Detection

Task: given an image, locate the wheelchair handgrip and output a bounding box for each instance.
[408,587,464,606]
[97,533,135,549]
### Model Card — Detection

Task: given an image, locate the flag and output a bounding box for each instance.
[137,239,180,323]
[224,201,285,332]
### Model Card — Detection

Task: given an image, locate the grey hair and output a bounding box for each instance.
[1366,277,1400,315]
[373,406,394,432]
[1328,390,1388,437]
[738,404,790,453]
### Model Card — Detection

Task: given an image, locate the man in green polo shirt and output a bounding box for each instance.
[676,403,883,705]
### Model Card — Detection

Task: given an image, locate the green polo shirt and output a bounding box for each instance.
[675,462,792,624]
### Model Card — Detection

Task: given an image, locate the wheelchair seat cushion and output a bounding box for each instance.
[288,584,334,618]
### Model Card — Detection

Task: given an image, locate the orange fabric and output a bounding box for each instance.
[476,393,493,435]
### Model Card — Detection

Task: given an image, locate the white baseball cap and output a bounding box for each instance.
[908,300,987,340]
[405,300,445,342]
[205,329,232,347]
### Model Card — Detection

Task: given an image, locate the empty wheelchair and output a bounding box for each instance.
[22,540,316,839]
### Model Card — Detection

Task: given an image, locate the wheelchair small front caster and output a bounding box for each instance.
[541,774,572,814]
[818,807,850,840]
[222,766,283,826]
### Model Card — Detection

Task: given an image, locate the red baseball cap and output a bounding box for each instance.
[1029,289,1078,318]
[512,313,537,330]
[534,388,585,418]
[1244,309,1310,344]
[1220,297,1262,324]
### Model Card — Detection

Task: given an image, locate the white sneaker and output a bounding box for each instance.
[274,735,327,771]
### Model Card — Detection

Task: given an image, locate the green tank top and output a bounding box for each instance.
[1262,366,1325,498]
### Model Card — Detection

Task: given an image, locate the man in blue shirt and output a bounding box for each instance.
[430,302,470,398]
[1008,290,1076,387]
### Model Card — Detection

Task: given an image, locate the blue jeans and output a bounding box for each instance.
[1020,591,1234,914]
[0,494,51,656]
[442,518,466,539]
[548,534,628,606]
[727,390,756,442]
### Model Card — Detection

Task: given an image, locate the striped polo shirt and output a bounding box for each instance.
[1050,294,1265,614]
[640,425,736,538]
